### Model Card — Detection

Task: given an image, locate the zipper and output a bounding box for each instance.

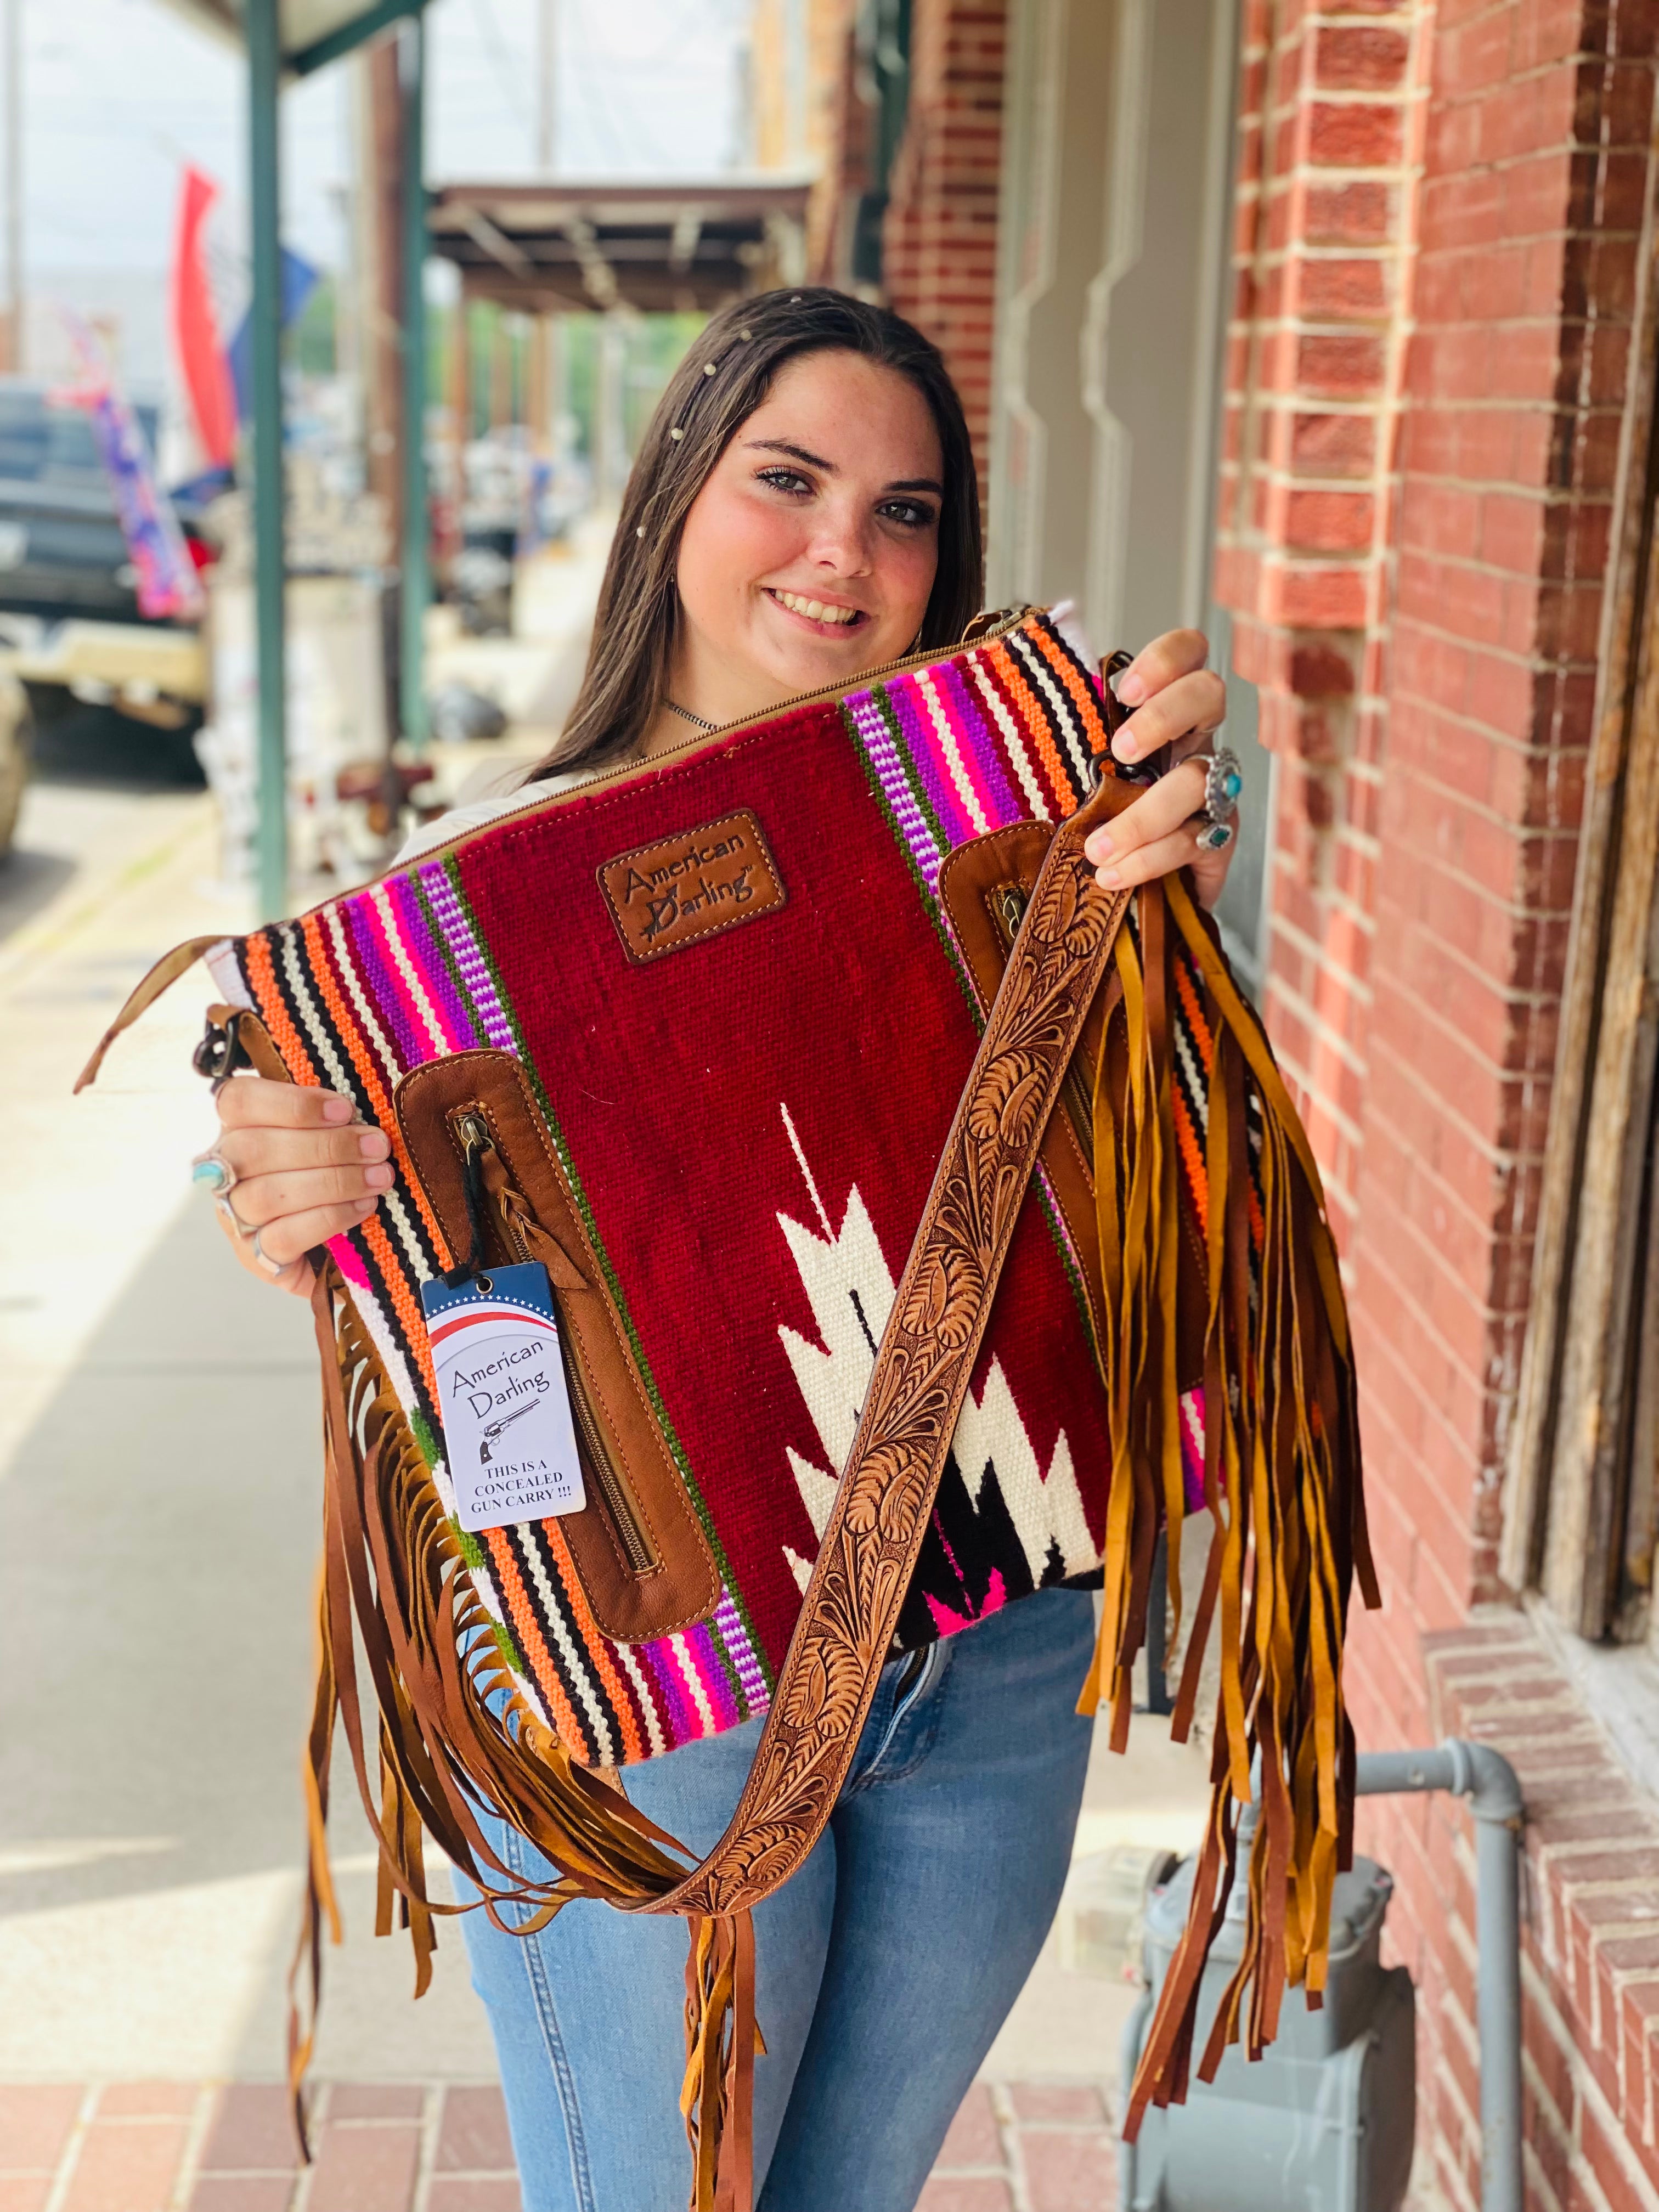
[454,1112,659,1576]
[436,608,1034,854]
[992,887,1096,1169]
[266,611,1038,933]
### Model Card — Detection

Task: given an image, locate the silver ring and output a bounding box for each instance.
[1194,819,1237,853]
[1190,747,1242,826]
[250,1227,285,1278]
[191,1144,238,1197]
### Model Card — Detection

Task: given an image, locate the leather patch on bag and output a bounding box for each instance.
[598,809,786,964]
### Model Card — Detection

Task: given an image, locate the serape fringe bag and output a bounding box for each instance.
[81,606,1376,2211]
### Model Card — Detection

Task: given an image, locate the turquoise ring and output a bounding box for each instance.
[1197,747,1243,826]
[1195,819,1237,853]
[190,1146,236,1197]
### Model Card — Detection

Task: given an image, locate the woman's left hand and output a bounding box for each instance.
[1081,629,1234,911]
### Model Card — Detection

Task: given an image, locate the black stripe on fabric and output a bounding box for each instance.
[503,1520,609,1767]
[298,916,448,1290]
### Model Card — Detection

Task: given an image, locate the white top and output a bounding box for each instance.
[392,763,604,865]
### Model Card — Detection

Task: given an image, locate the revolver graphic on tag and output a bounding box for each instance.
[479,1397,535,1463]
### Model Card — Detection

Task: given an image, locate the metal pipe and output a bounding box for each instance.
[5,0,22,373]
[1356,1740,1524,2212]
[247,0,287,919]
[398,15,428,751]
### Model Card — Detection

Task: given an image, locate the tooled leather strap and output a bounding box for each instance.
[639,768,1136,1923]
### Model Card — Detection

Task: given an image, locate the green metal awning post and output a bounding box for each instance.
[399,16,428,749]
[248,0,287,918]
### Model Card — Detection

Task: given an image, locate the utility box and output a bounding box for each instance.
[1120,1848,1415,2212]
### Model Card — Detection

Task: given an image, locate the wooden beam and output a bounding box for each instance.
[1503,137,1659,1628]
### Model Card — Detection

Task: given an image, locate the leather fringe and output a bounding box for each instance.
[295,1266,747,2210]
[681,1911,764,2212]
[1076,872,1378,2138]
[292,863,1374,2189]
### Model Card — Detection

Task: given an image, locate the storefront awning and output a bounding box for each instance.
[427,178,812,316]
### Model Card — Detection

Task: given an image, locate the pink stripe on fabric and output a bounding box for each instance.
[935,657,1024,827]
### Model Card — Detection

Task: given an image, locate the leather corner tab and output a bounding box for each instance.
[74,933,228,1092]
[597,808,785,964]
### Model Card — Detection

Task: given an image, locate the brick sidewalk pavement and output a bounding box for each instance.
[0,2080,1118,2212]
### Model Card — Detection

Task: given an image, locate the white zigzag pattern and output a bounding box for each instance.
[775,1108,1096,1597]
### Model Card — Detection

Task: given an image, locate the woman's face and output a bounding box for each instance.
[671,348,945,720]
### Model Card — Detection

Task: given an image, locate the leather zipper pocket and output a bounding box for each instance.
[394,1050,721,1645]
[453,1108,658,1578]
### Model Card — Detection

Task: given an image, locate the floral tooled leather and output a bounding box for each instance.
[642,778,1132,1922]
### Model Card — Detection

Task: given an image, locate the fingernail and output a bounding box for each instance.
[1114,737,1138,762]
[1085,831,1115,862]
[1118,672,1146,706]
[322,1094,352,1123]
[358,1130,390,1160]
[1098,866,1124,889]
[365,1164,394,1189]
[358,1197,379,1217]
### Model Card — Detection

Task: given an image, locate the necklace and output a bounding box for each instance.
[664,698,716,733]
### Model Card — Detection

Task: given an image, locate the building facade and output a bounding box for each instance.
[783,0,1659,2203]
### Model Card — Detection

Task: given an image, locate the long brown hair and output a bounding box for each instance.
[528,288,984,775]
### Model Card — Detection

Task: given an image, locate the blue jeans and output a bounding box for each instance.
[453,1587,1097,2212]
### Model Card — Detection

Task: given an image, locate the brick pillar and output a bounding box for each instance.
[881,0,1008,497]
[1214,0,1430,1243]
[1218,0,1659,2194]
[1347,0,1655,1650]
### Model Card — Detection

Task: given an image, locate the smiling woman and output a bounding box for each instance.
[198,287,1246,2212]
[528,291,983,774]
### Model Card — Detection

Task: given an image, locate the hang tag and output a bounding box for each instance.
[419,1262,587,1532]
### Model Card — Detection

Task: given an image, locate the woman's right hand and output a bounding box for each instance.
[212,1076,392,1296]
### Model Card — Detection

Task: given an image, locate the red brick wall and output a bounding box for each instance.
[1216,0,1659,2197]
[1401,1620,1659,2210]
[880,0,1008,498]
[1213,0,1429,1245]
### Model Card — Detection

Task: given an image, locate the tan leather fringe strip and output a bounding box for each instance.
[1080,868,1376,2138]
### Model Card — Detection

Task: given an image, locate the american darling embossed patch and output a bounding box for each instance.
[597,807,786,963]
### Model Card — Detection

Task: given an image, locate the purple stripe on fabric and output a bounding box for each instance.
[685,1621,741,1731]
[887,672,974,850]
[340,895,426,1072]
[1180,1386,1206,1516]
[845,691,943,887]
[714,1592,770,1710]
[644,1637,694,1746]
[390,871,477,1050]
[936,658,1023,828]
[421,860,520,1054]
[916,664,998,831]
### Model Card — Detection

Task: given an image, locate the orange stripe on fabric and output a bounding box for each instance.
[1172,1088,1209,1226]
[1172,955,1214,1222]
[244,931,315,1082]
[360,1212,439,1400]
[484,1525,589,1756]
[301,913,448,1259]
[985,640,1073,814]
[1029,624,1111,757]
[535,1521,646,1765]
